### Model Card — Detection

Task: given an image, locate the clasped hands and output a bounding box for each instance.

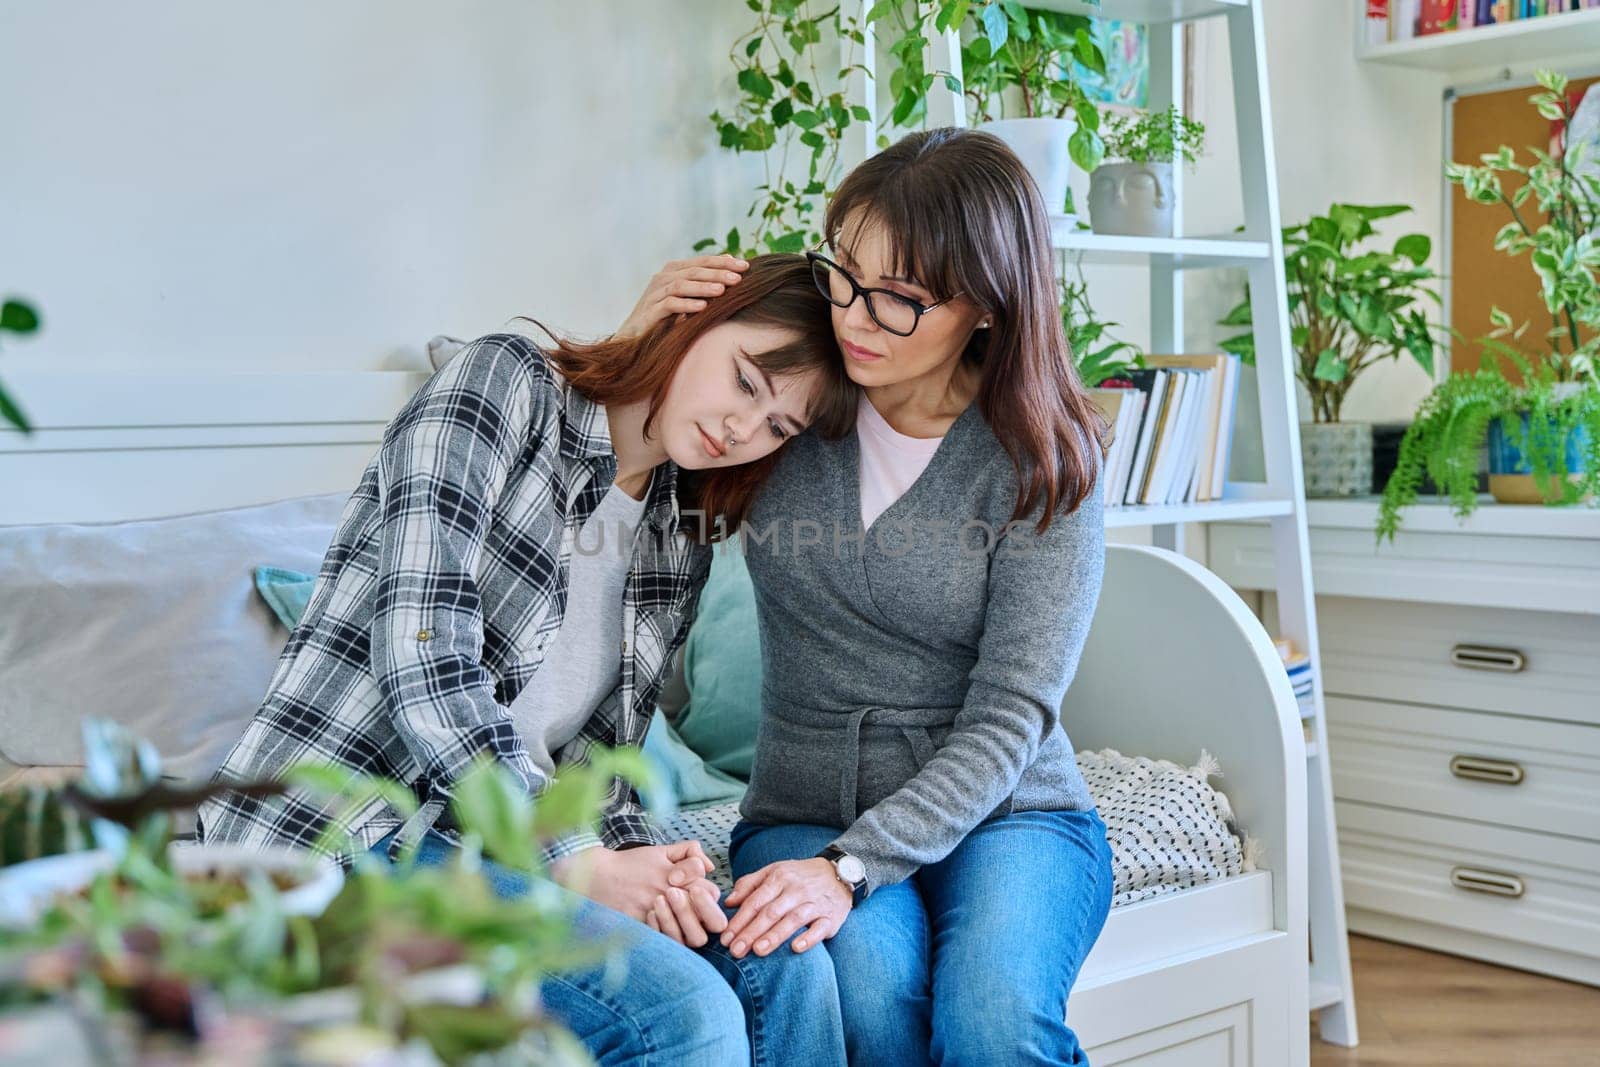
[554,844,854,958]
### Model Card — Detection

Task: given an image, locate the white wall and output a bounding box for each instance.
[1,1,761,372]
[6,2,1563,401]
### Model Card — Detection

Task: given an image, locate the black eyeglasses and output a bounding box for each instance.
[806,251,961,338]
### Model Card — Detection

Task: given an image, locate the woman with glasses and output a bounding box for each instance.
[624,128,1113,1064]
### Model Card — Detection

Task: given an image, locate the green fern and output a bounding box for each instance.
[1377,365,1597,542]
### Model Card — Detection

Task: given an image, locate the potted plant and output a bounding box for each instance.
[1,296,39,433]
[1060,259,1141,386]
[1219,203,1446,497]
[0,719,323,920]
[1377,70,1599,539]
[1089,105,1206,238]
[0,719,656,1066]
[962,2,1107,221]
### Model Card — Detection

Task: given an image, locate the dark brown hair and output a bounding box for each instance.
[825,127,1108,533]
[534,254,856,542]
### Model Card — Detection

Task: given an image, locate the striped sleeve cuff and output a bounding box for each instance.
[541,828,605,866]
[601,809,665,851]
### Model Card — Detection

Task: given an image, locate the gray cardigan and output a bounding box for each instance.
[738,399,1106,894]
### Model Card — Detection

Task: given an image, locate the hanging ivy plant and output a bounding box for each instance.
[701,1,1092,257]
[697,1,879,258]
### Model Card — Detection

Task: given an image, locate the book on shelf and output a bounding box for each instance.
[1092,354,1241,510]
[1378,0,1589,40]
[1366,0,1391,44]
[1276,642,1319,720]
[1121,369,1166,507]
[1419,0,1460,32]
[1144,354,1236,504]
[1141,369,1190,505]
[1088,385,1145,515]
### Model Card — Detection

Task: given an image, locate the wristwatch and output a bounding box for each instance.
[818,844,868,905]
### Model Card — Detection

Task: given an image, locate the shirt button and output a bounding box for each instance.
[416,628,432,642]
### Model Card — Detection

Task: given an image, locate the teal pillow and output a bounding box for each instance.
[640,711,747,812]
[254,566,316,630]
[675,537,762,780]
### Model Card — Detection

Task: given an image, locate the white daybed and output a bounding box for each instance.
[0,370,1309,1066]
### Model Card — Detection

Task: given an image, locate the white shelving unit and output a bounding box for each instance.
[853,2,1358,1060]
[1357,7,1600,71]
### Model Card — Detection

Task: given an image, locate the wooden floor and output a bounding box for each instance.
[1310,935,1600,1066]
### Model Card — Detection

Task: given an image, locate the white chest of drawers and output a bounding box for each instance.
[1208,498,1600,986]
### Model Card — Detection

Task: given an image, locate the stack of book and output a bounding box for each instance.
[1090,354,1243,510]
[1284,650,1317,720]
[1270,636,1319,720]
[1368,0,1598,45]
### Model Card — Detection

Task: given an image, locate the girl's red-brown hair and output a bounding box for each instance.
[826,128,1109,533]
[535,254,856,542]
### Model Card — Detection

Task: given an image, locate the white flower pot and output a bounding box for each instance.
[0,842,343,928]
[981,117,1077,220]
[267,964,492,1030]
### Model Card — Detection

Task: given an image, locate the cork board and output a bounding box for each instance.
[1447,76,1598,383]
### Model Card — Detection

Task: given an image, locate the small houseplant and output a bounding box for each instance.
[961,2,1108,219]
[1377,70,1599,539]
[1061,259,1141,387]
[0,719,656,1066]
[1219,203,1446,497]
[1089,105,1206,238]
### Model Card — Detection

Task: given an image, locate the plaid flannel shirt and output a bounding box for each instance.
[197,332,712,868]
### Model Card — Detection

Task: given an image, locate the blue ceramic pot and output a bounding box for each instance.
[1485,406,1590,504]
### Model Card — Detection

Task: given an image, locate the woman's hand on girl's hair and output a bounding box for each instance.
[719,858,853,958]
[616,254,748,338]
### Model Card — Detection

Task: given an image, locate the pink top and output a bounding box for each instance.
[857,392,944,530]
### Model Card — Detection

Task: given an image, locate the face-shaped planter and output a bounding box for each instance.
[1088,161,1175,238]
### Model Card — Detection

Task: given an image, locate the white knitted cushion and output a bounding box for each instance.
[1076,748,1255,907]
[657,747,1254,906]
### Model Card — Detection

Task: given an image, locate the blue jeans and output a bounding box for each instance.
[367,828,845,1067]
[729,809,1114,1067]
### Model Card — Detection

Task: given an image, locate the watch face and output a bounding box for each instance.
[837,854,866,885]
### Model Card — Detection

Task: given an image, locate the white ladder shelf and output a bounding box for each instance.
[850,1,1359,1060]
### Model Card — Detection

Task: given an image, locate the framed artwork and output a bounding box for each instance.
[1072,19,1148,109]
[1067,19,1208,136]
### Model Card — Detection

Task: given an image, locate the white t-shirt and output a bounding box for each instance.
[857,392,944,530]
[509,480,646,777]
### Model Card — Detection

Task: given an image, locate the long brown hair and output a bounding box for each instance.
[534,254,856,542]
[825,127,1108,533]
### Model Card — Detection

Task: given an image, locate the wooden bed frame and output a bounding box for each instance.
[1,368,1309,1066]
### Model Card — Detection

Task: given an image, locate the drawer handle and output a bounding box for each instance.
[1449,644,1526,673]
[1449,755,1526,786]
[1450,867,1526,899]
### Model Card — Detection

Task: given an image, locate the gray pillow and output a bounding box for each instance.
[0,492,349,781]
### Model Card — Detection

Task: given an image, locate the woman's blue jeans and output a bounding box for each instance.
[729,808,1114,1067]
[368,828,846,1067]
